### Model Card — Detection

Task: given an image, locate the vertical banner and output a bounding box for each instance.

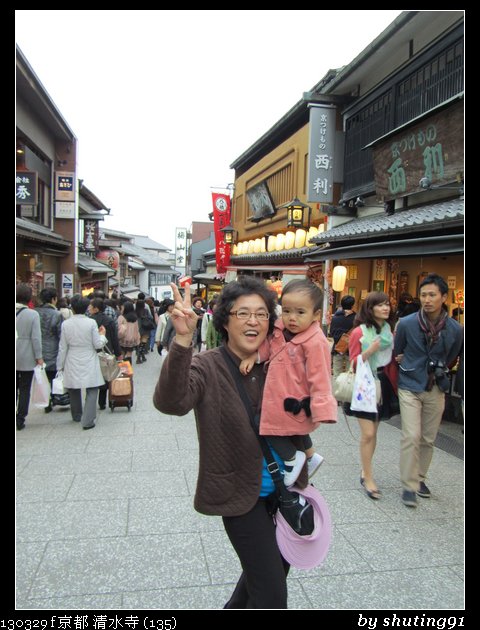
[175,228,188,274]
[211,193,231,274]
[306,104,335,203]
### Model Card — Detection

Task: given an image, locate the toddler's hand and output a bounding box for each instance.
[239,358,254,375]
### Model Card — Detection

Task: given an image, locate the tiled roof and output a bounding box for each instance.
[311,198,464,244]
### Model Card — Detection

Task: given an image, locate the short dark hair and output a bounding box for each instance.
[70,294,91,315]
[39,287,58,304]
[280,278,323,312]
[419,273,449,296]
[192,296,205,308]
[90,297,105,312]
[340,295,355,310]
[16,283,32,304]
[213,276,278,342]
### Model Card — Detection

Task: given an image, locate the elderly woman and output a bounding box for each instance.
[153,278,309,609]
[56,294,107,430]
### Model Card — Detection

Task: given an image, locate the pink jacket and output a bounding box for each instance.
[259,320,338,436]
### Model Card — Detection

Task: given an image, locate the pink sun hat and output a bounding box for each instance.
[275,484,332,570]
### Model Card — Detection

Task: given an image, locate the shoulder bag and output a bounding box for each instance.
[334,331,351,354]
[219,346,314,536]
[333,365,356,402]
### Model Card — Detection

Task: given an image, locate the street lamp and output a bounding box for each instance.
[220,224,236,244]
[279,197,312,229]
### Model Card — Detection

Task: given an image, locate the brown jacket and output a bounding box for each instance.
[153,340,307,517]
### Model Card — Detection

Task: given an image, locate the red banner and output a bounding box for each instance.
[211,193,231,274]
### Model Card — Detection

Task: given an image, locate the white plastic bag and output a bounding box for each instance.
[31,365,51,408]
[350,355,380,414]
[52,372,65,395]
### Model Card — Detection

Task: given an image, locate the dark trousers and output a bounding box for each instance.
[268,434,313,461]
[16,370,34,424]
[98,382,108,408]
[45,369,56,407]
[222,498,289,609]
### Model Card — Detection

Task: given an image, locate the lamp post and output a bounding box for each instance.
[279,197,312,229]
[220,224,236,245]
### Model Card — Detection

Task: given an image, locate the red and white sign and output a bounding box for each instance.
[96,249,120,270]
[178,274,192,288]
[211,193,231,274]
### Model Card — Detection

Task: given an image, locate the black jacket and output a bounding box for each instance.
[91,312,121,358]
[329,309,356,354]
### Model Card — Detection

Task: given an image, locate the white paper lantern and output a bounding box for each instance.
[332,266,347,291]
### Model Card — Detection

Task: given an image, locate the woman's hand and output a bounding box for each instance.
[169,283,198,341]
[362,336,381,362]
[369,337,381,355]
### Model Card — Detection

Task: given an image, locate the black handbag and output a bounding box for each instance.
[220,347,314,536]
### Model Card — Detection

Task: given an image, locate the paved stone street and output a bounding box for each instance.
[16,349,464,611]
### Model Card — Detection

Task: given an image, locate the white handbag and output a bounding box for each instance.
[333,367,355,403]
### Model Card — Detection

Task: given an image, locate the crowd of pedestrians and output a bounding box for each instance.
[16,271,464,609]
[15,285,175,432]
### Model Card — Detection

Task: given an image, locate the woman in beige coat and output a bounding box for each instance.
[56,294,106,430]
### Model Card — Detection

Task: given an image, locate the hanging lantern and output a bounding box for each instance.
[275,233,286,251]
[220,224,236,245]
[294,229,306,249]
[332,265,347,292]
[307,226,318,246]
[267,235,277,252]
[279,197,312,229]
[285,231,295,249]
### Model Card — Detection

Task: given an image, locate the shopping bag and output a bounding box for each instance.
[350,355,380,413]
[31,365,51,408]
[52,372,66,395]
[98,346,121,382]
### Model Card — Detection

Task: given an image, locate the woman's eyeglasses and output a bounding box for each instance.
[229,310,270,321]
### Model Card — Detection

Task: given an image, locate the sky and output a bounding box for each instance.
[16,9,404,252]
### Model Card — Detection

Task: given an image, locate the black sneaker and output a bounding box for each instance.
[402,490,418,507]
[417,482,431,498]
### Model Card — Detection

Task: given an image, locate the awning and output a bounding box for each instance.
[128,259,145,270]
[77,253,116,275]
[192,273,225,284]
[16,217,71,250]
[120,286,141,299]
[304,234,464,262]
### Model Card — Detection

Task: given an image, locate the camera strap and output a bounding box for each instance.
[220,345,284,488]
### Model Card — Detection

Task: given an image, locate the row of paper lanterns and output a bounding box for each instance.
[232,225,323,256]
